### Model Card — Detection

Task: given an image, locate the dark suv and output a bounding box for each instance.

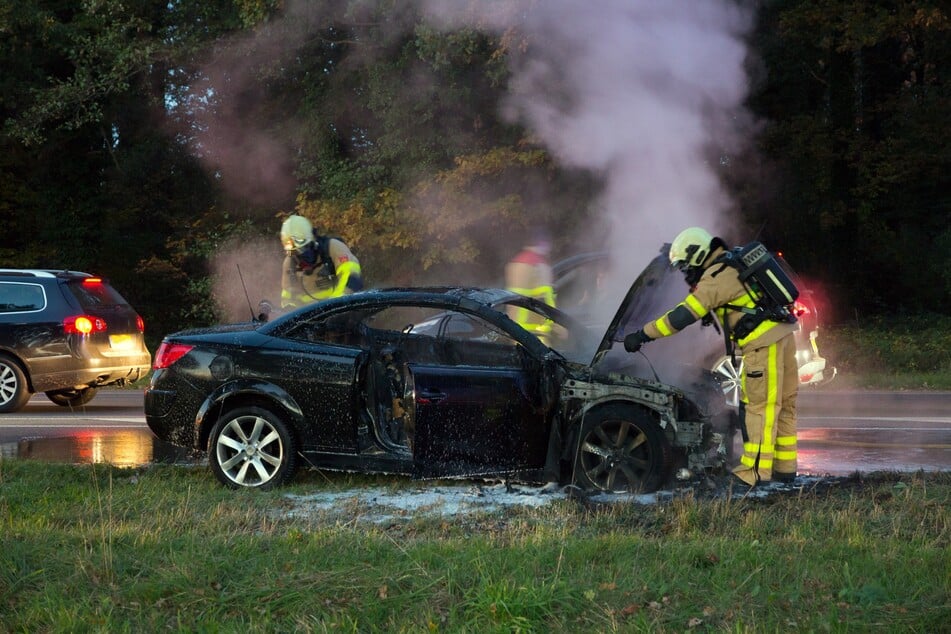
[0,269,151,412]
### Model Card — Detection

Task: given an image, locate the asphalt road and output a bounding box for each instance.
[1,389,949,475]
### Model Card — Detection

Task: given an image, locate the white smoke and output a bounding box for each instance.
[423,0,755,352]
[203,0,757,337]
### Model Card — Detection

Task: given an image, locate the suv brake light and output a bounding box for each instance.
[64,315,107,334]
[153,342,194,369]
[136,315,145,332]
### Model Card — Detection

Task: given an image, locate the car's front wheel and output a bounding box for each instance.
[0,355,31,413]
[46,387,98,407]
[574,404,672,493]
[208,406,298,489]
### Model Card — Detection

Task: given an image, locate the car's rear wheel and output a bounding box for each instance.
[0,355,31,413]
[46,387,98,407]
[208,406,298,489]
[574,404,672,493]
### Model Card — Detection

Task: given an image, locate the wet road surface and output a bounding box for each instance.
[0,390,191,466]
[1,389,949,475]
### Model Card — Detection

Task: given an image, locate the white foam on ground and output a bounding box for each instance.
[273,479,781,524]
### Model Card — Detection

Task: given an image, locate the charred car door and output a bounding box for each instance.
[264,311,367,451]
[409,311,550,479]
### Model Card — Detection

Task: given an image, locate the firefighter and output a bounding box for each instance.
[505,229,556,339]
[280,214,363,309]
[624,227,799,487]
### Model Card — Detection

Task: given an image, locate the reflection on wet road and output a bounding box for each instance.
[796,420,951,476]
[0,391,194,466]
[9,430,189,467]
[1,390,949,475]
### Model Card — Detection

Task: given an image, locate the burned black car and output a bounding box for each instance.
[145,265,735,493]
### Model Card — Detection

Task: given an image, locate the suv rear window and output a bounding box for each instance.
[65,279,130,308]
[0,282,46,313]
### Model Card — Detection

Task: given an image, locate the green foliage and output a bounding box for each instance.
[0,1,946,333]
[822,313,951,388]
[743,0,951,313]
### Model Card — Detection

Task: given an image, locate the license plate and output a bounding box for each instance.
[109,334,133,349]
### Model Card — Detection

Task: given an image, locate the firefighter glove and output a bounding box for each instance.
[624,329,652,353]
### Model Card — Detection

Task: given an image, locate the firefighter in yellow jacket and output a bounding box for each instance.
[280,214,363,309]
[505,229,556,340]
[624,227,798,487]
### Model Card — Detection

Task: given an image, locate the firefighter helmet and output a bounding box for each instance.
[669,227,714,270]
[280,215,314,253]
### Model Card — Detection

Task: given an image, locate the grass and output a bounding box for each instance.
[820,313,951,390]
[1,462,948,632]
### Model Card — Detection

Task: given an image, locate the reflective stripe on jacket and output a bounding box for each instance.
[643,246,796,352]
[505,250,556,334]
[281,238,363,307]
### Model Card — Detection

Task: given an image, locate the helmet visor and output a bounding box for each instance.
[283,236,311,253]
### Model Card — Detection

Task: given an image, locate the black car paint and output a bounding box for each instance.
[145,284,733,491]
[411,363,549,478]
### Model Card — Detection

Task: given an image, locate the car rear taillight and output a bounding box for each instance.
[64,315,107,334]
[136,315,145,332]
[153,342,194,369]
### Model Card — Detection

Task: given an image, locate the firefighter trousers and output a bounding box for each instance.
[733,333,799,485]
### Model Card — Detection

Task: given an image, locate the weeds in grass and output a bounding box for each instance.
[90,466,116,586]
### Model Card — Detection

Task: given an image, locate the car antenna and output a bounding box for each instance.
[236,263,256,321]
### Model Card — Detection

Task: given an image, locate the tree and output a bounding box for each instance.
[743,0,950,316]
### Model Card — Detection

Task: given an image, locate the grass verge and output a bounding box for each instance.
[820,313,951,390]
[1,462,948,632]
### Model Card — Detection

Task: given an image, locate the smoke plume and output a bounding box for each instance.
[203,0,757,345]
[425,0,755,316]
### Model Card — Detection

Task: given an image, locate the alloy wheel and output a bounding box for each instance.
[211,409,295,488]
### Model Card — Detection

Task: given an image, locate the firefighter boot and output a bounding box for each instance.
[731,466,760,487]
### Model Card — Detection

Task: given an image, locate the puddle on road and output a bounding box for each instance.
[0,430,195,467]
[2,428,947,475]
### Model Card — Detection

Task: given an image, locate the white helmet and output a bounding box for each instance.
[669,227,714,270]
[280,215,314,253]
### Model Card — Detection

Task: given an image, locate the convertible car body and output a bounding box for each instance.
[145,259,736,493]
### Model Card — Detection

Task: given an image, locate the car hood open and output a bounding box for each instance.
[590,247,678,366]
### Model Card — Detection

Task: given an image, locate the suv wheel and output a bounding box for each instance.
[574,404,672,493]
[0,355,31,413]
[208,406,298,489]
[46,387,98,407]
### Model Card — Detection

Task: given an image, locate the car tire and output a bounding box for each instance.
[46,387,98,407]
[574,404,672,493]
[0,355,31,413]
[208,406,298,489]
